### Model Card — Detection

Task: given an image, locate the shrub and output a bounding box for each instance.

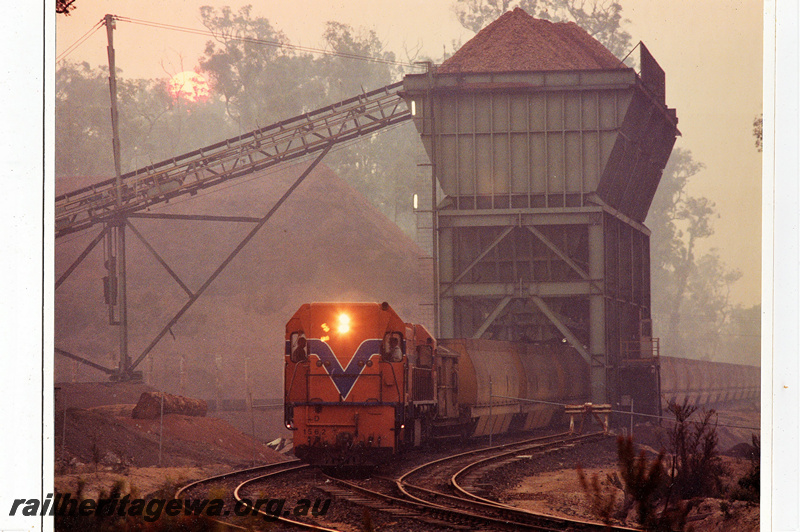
[731,433,760,502]
[578,436,690,530]
[665,400,724,500]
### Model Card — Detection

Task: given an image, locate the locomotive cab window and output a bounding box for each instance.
[381,332,404,362]
[290,332,308,363]
[416,344,433,368]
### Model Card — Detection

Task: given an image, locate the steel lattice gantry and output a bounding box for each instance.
[55,81,411,380]
[402,47,679,411]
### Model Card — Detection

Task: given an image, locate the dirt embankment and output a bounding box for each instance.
[489,411,761,532]
[55,382,289,498]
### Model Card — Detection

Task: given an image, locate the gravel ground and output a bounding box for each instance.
[477,423,760,531]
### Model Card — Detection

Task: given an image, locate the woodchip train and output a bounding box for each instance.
[283,301,759,468]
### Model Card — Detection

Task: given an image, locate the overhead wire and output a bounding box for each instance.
[56,17,105,63]
[56,14,427,69]
[113,16,426,70]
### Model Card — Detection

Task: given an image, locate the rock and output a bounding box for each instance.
[101,452,121,465]
[131,392,207,419]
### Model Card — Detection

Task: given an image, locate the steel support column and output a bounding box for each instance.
[588,222,607,404]
[438,225,454,337]
[441,226,514,295]
[116,221,129,376]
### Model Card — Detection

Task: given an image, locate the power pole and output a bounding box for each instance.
[104,14,130,380]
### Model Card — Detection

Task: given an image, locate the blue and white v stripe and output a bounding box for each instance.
[308,339,382,399]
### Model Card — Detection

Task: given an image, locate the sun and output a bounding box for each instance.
[167,71,210,103]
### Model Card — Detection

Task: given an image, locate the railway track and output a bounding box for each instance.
[174,432,640,531]
[320,431,641,531]
[175,459,341,530]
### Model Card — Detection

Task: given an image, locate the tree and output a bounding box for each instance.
[198,6,420,235]
[318,21,398,99]
[577,435,690,529]
[647,149,743,360]
[57,0,77,15]
[55,61,232,188]
[198,5,311,132]
[56,62,115,185]
[118,76,233,168]
[316,21,420,233]
[684,251,742,359]
[454,0,525,33]
[452,0,632,58]
[578,404,725,529]
[733,434,760,502]
[718,304,761,366]
[665,400,723,500]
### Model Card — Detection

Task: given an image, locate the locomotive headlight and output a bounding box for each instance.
[337,313,351,334]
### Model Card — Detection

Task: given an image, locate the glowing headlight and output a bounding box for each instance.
[337,313,350,334]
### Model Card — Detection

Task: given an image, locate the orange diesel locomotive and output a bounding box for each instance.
[284,302,437,467]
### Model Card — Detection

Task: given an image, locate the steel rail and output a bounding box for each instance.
[395,432,573,516]
[324,472,530,530]
[395,432,636,531]
[396,431,574,492]
[175,460,340,531]
[232,465,341,532]
[449,433,641,531]
[55,81,410,238]
[308,435,579,531]
[174,459,302,500]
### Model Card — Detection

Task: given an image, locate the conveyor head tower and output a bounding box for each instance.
[402,8,678,412]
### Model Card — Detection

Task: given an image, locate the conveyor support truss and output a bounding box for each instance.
[55,81,410,238]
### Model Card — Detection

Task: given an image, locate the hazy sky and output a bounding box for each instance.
[56,0,764,306]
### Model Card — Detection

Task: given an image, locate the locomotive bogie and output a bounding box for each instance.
[291,403,398,467]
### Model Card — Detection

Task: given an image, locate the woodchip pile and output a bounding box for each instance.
[439,7,624,73]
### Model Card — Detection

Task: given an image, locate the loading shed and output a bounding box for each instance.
[402,8,679,412]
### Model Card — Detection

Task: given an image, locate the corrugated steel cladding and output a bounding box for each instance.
[401,9,677,409]
[405,69,676,222]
